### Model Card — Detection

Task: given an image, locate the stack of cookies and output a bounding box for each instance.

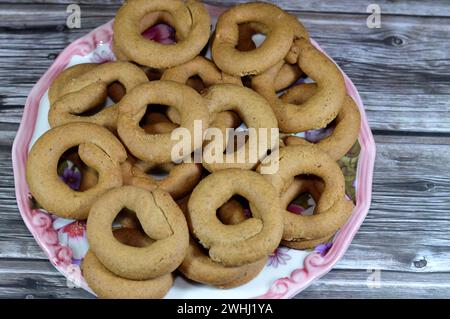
[26,0,360,298]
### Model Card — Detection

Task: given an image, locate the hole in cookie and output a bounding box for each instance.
[217,195,252,225]
[140,12,176,44]
[113,228,154,248]
[241,75,253,88]
[139,105,170,126]
[139,105,179,134]
[284,176,323,216]
[145,68,164,81]
[113,208,143,231]
[186,75,206,93]
[143,163,173,181]
[107,81,126,103]
[58,146,99,192]
[303,120,337,144]
[236,23,267,51]
[76,83,123,117]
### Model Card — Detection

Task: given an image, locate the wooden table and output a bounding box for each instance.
[1,0,449,299]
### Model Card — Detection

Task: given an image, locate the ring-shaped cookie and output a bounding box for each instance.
[259,145,352,241]
[236,21,305,91]
[117,80,209,164]
[187,169,284,266]
[87,186,189,280]
[214,177,340,250]
[83,250,173,299]
[48,63,97,106]
[252,38,346,133]
[237,10,309,50]
[49,61,148,131]
[26,123,126,219]
[108,66,165,103]
[176,196,266,288]
[112,10,180,62]
[212,2,294,76]
[201,84,278,172]
[282,84,361,161]
[278,177,351,249]
[161,56,242,126]
[121,156,202,200]
[113,0,211,68]
[179,238,267,288]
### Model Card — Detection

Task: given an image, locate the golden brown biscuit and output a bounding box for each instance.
[236,22,305,91]
[179,238,267,288]
[212,2,294,76]
[113,0,210,68]
[252,38,346,133]
[201,84,278,172]
[49,61,148,131]
[161,56,242,126]
[108,66,165,103]
[161,56,242,91]
[278,177,336,249]
[82,250,173,299]
[187,169,283,266]
[121,157,202,200]
[177,196,266,288]
[87,186,189,280]
[120,118,201,200]
[117,80,209,164]
[282,84,361,161]
[48,63,98,106]
[259,145,354,241]
[281,235,334,250]
[26,123,126,219]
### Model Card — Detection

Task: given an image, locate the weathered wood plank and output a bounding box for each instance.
[300,270,450,299]
[2,259,450,299]
[0,259,93,299]
[0,5,449,132]
[3,0,450,17]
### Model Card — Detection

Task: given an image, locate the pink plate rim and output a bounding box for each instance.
[12,4,376,299]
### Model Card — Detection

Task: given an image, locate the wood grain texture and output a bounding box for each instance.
[5,0,450,17]
[0,0,450,299]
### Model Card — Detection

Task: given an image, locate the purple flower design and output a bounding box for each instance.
[315,242,333,257]
[142,24,176,44]
[305,126,334,143]
[267,247,291,268]
[60,166,81,190]
[287,203,305,215]
[243,208,252,218]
